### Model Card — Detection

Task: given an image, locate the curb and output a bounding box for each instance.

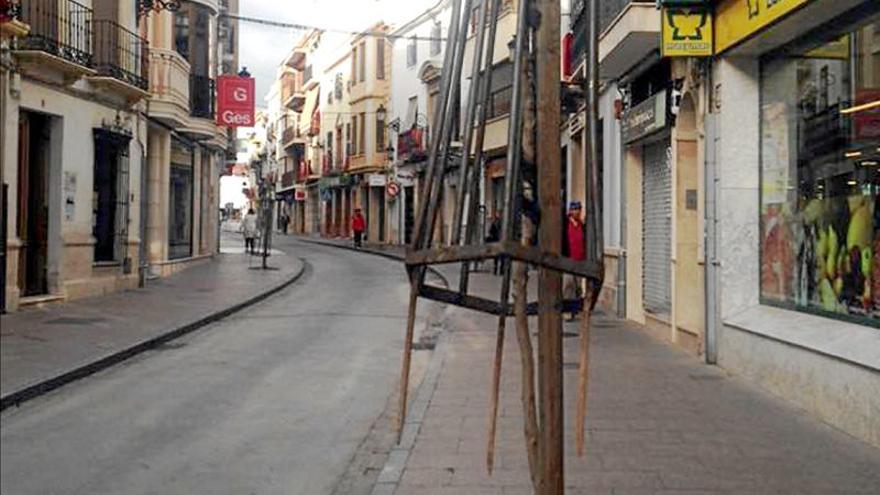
[371,322,451,495]
[0,257,308,412]
[293,237,450,288]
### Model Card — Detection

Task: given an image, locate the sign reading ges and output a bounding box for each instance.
[661,7,713,57]
[217,75,255,127]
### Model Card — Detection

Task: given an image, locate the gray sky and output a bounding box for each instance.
[239,0,439,105]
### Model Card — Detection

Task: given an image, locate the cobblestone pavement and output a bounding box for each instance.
[390,271,880,495]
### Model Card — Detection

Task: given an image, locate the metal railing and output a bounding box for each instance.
[282,125,302,145]
[93,19,148,90]
[189,74,215,119]
[17,0,93,68]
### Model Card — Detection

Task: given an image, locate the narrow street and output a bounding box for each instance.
[0,239,424,495]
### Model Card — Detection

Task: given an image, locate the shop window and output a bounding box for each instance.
[759,19,880,325]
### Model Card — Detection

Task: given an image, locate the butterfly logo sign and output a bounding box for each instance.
[662,8,714,57]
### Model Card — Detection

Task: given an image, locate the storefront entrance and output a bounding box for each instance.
[93,129,131,264]
[16,111,51,297]
[168,140,194,260]
[642,138,672,317]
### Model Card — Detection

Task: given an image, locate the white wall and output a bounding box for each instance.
[389,2,452,136]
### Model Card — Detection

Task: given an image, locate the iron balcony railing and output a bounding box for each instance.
[190,74,215,119]
[93,19,148,90]
[17,0,93,68]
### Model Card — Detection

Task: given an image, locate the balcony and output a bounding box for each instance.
[189,74,215,119]
[397,127,428,164]
[179,74,216,141]
[596,1,660,79]
[89,19,149,102]
[284,47,306,71]
[148,48,190,128]
[282,124,305,149]
[281,170,295,188]
[281,71,305,112]
[15,0,95,80]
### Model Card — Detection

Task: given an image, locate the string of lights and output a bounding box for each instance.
[220,13,446,42]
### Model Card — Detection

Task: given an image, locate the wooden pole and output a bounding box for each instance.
[535,0,564,492]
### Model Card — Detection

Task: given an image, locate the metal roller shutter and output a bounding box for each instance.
[642,140,672,316]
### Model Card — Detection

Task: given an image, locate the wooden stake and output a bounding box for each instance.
[575,284,597,456]
[397,283,420,440]
[485,302,506,474]
[515,219,540,490]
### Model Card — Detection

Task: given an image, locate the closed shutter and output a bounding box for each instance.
[642,140,672,316]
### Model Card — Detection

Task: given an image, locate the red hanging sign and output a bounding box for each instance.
[216,75,255,127]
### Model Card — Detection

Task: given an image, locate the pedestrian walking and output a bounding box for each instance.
[352,208,366,248]
[486,211,502,275]
[563,201,586,320]
[241,208,259,254]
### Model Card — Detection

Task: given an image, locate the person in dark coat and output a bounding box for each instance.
[486,211,502,275]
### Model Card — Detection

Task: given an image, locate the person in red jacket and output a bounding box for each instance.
[352,208,366,248]
[564,201,586,320]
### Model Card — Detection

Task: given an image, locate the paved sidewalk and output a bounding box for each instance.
[388,271,880,495]
[0,233,305,409]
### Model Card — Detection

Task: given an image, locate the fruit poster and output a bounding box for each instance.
[762,193,878,322]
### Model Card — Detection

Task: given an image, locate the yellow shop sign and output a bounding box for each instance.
[715,0,814,54]
[661,7,714,57]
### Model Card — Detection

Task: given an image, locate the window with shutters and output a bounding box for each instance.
[358,41,366,82]
[376,38,385,79]
[431,22,442,56]
[487,61,514,118]
[359,112,366,155]
[351,48,357,86]
[376,114,386,154]
[407,36,417,67]
[351,116,358,156]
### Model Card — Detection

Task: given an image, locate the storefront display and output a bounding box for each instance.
[760,20,880,325]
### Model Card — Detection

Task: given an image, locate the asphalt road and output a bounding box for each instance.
[1,238,422,495]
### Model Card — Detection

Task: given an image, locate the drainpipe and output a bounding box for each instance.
[138,100,149,288]
[704,65,719,365]
[616,84,627,319]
